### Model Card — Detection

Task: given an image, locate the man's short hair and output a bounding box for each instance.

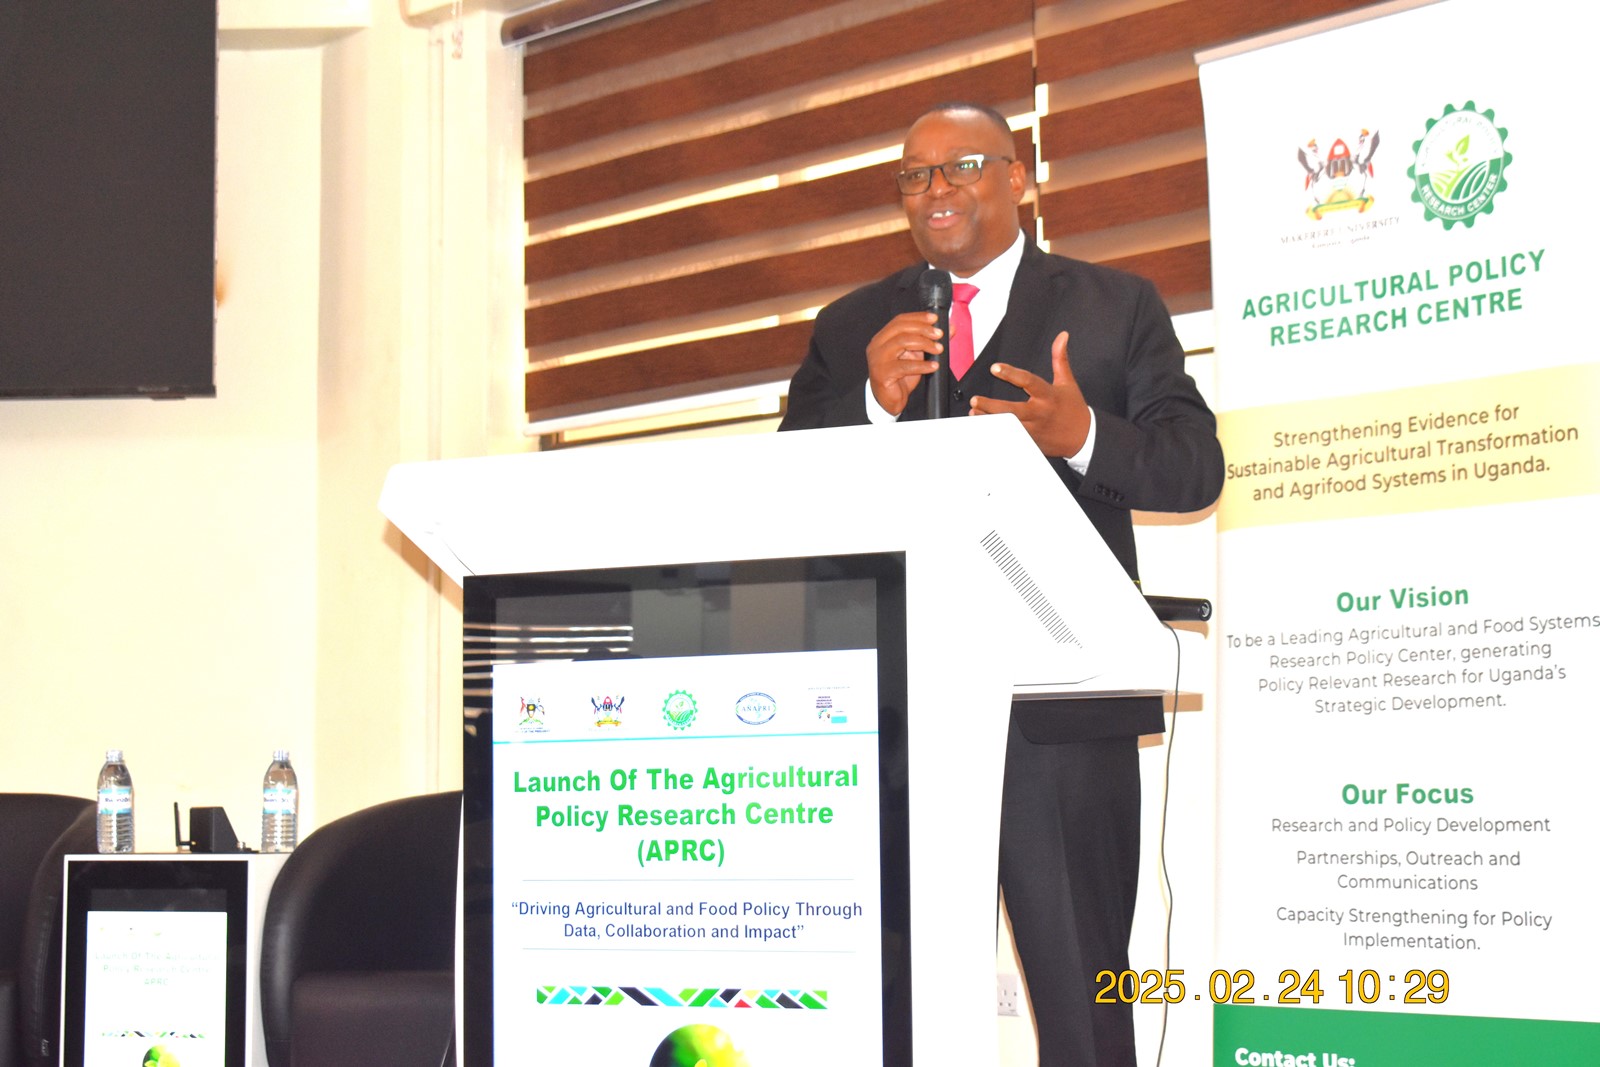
[912,101,1015,144]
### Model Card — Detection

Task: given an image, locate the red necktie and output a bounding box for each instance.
[950,283,979,380]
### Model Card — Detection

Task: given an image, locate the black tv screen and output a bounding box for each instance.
[0,1,216,399]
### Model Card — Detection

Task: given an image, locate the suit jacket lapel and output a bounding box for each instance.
[968,240,1062,396]
[890,263,928,317]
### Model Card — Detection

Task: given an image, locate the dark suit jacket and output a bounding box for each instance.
[779,239,1225,741]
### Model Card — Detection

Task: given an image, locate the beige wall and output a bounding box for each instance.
[0,6,525,844]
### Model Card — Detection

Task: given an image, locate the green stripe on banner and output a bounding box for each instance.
[1214,1004,1600,1065]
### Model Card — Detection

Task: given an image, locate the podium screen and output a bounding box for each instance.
[60,858,248,1067]
[462,553,909,1066]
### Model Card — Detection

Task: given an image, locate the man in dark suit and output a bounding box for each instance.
[778,102,1224,1065]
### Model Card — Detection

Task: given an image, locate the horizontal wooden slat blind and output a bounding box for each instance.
[522,0,1392,426]
[522,0,1034,424]
[525,53,1032,222]
[525,0,1026,157]
[520,0,844,94]
[1032,0,1383,313]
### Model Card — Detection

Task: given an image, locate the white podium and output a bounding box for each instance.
[381,416,1176,1066]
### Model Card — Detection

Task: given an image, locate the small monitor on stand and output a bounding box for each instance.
[60,858,248,1067]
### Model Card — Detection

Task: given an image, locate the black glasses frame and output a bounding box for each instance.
[894,153,1013,195]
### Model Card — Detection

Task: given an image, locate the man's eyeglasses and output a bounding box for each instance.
[894,154,1012,196]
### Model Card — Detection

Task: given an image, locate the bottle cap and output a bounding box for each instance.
[274,749,290,761]
[106,748,123,762]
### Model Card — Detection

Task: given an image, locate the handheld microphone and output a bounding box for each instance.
[917,268,952,420]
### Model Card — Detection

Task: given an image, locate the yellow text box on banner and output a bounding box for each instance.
[1218,363,1599,530]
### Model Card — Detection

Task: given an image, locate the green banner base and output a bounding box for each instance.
[1214,1003,1600,1066]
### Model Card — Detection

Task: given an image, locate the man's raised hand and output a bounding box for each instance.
[969,330,1091,457]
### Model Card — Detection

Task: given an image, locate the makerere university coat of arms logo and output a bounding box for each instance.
[1297,129,1380,219]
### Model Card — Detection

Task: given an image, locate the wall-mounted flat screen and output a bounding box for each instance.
[0,1,216,398]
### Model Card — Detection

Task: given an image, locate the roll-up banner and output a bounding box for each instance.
[1203,0,1599,1062]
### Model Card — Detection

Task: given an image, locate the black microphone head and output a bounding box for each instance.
[917,268,952,312]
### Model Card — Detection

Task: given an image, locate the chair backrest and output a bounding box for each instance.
[0,795,94,968]
[16,807,95,1067]
[0,793,94,1067]
[258,791,461,1067]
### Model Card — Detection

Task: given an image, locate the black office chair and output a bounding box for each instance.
[258,791,460,1067]
[0,794,95,1067]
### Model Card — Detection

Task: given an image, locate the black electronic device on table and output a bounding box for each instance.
[173,802,253,853]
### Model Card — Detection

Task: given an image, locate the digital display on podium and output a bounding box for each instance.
[61,859,248,1067]
[462,554,909,1066]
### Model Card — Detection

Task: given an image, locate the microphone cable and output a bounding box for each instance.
[1153,618,1183,1067]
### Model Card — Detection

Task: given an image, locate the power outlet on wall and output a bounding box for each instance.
[997,972,1022,1017]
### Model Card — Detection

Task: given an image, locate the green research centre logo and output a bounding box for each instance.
[1408,100,1511,229]
[661,689,698,731]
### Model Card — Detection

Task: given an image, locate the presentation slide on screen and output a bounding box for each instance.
[491,649,883,1065]
[82,910,229,1067]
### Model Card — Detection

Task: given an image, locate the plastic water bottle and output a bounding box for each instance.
[261,750,299,852]
[96,749,135,853]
